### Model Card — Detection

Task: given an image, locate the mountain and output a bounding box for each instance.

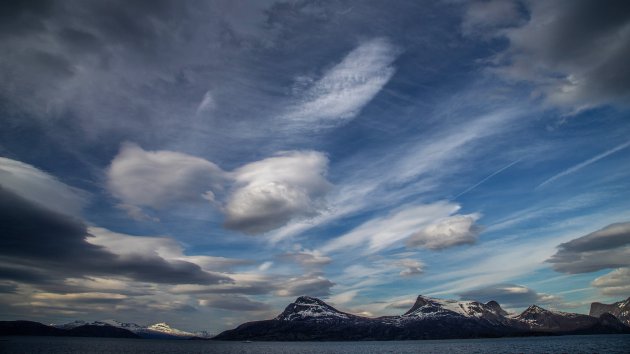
[53,320,207,339]
[514,305,603,333]
[0,320,138,338]
[0,321,66,337]
[590,297,630,326]
[63,324,140,338]
[213,295,630,341]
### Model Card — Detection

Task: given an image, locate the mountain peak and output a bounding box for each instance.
[294,296,327,306]
[485,300,509,316]
[525,304,547,312]
[403,295,432,316]
[276,296,350,321]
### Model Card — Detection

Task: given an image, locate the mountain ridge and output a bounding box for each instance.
[213,295,630,341]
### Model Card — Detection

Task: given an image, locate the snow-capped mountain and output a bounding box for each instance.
[590,296,630,326]
[53,320,211,339]
[401,295,511,325]
[275,296,354,321]
[213,295,630,341]
[514,305,601,332]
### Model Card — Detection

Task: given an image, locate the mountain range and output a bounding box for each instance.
[2,295,629,341]
[213,295,630,341]
[0,319,212,339]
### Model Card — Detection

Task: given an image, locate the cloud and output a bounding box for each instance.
[488,0,630,110]
[275,273,335,297]
[269,108,521,243]
[386,298,416,310]
[322,202,475,254]
[285,37,399,128]
[461,0,523,36]
[277,249,332,268]
[547,222,630,273]
[196,91,216,114]
[32,292,127,304]
[591,268,630,296]
[0,186,231,286]
[328,290,358,306]
[459,283,560,308]
[407,213,482,250]
[107,145,332,234]
[88,227,251,272]
[224,151,331,234]
[199,295,270,312]
[107,143,226,209]
[396,259,424,277]
[0,157,87,216]
[538,141,630,188]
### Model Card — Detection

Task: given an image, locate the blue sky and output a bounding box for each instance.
[1,0,629,332]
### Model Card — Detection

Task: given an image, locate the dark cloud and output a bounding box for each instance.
[459,284,559,308]
[275,273,335,297]
[0,186,230,286]
[547,222,630,273]
[199,295,271,312]
[486,0,630,110]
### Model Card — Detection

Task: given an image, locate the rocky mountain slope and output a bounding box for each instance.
[213,295,630,341]
[590,297,630,326]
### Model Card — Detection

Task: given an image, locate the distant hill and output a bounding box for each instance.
[53,320,209,339]
[213,295,630,341]
[0,320,139,338]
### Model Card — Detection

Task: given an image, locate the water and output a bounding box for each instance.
[1,335,629,354]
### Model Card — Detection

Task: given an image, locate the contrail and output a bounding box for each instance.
[453,159,521,199]
[537,140,630,189]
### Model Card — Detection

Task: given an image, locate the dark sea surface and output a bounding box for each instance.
[1,335,629,354]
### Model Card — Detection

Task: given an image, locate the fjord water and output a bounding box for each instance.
[1,335,629,354]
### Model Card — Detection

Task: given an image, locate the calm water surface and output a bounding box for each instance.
[1,335,629,354]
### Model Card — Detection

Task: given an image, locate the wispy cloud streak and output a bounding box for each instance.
[453,159,521,199]
[538,141,630,189]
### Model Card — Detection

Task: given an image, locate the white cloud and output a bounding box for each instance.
[406,213,482,250]
[322,201,463,254]
[329,290,359,305]
[196,91,216,114]
[107,145,331,234]
[269,108,521,243]
[285,37,399,127]
[224,151,331,234]
[0,157,87,216]
[107,143,226,209]
[397,258,424,277]
[258,261,273,271]
[592,268,630,296]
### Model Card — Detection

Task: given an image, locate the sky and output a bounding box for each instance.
[0,0,629,333]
